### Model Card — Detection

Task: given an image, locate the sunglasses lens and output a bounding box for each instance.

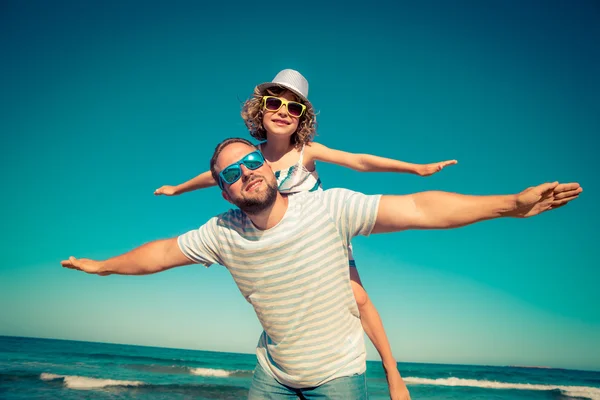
[245,160,263,169]
[264,97,282,111]
[243,152,264,170]
[222,166,241,184]
[287,102,304,117]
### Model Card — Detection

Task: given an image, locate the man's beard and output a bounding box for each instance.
[232,178,279,215]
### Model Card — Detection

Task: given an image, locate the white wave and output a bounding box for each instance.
[189,368,236,377]
[40,372,143,390]
[40,373,63,381]
[404,377,600,400]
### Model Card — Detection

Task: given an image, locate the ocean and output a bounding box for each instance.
[1,336,598,399]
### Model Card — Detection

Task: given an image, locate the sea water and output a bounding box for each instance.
[1,336,599,399]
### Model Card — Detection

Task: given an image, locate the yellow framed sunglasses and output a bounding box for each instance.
[262,96,307,118]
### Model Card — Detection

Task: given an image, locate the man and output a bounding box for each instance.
[62,138,581,399]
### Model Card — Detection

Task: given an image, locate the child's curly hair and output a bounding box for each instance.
[241,86,317,149]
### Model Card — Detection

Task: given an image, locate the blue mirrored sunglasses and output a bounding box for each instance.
[218,150,266,190]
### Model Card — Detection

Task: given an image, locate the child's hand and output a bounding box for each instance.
[154,185,179,196]
[417,159,457,177]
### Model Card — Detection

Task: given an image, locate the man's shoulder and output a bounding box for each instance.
[207,208,245,230]
[293,188,358,200]
[290,188,370,212]
[321,187,365,201]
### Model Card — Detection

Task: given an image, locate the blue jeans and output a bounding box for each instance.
[248,363,368,399]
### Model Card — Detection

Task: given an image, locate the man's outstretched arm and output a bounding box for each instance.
[372,182,581,233]
[61,238,192,276]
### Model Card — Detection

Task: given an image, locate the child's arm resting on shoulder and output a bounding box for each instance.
[154,170,217,196]
[308,142,456,176]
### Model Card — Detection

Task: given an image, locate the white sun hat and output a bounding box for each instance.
[256,69,310,105]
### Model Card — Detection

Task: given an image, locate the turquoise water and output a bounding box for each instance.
[1,336,599,399]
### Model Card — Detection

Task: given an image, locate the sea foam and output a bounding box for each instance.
[404,377,600,400]
[189,367,236,377]
[40,372,144,390]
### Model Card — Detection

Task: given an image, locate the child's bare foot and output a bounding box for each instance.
[384,363,411,400]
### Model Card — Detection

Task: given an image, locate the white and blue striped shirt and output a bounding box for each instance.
[178,189,381,388]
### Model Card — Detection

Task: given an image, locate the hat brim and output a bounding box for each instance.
[256,82,311,108]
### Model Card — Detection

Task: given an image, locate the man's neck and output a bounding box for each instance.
[246,193,289,230]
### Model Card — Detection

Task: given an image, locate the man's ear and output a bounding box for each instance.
[221,189,233,204]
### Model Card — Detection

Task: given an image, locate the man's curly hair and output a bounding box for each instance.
[241,86,317,149]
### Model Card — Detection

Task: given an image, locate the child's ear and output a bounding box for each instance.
[221,190,233,204]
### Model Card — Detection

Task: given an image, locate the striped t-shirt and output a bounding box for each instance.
[178,188,381,388]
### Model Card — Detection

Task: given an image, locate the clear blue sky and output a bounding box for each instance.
[1,0,598,371]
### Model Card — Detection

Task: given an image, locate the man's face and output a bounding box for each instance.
[216,143,279,214]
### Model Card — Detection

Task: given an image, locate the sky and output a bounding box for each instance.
[0,0,598,371]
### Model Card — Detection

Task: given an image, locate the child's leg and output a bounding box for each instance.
[349,250,410,399]
[349,267,395,366]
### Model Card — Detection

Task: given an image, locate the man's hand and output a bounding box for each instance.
[60,238,191,276]
[417,160,458,177]
[61,257,109,276]
[509,182,582,218]
[154,185,178,196]
[385,364,411,400]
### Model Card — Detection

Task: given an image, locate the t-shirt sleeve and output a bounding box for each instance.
[177,216,223,267]
[323,188,381,240]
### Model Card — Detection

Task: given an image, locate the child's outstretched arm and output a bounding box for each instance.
[154,171,217,196]
[308,142,457,177]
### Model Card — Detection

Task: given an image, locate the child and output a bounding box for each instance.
[155,69,456,399]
